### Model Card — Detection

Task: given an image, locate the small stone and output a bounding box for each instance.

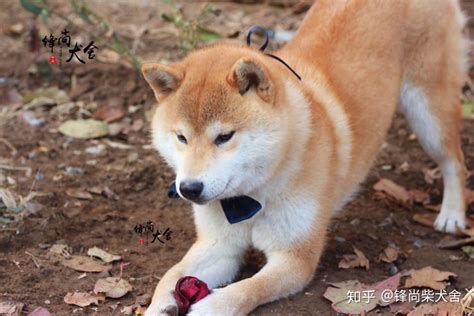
[45,299,51,305]
[65,167,84,175]
[127,152,139,163]
[135,293,151,306]
[350,218,360,226]
[85,144,106,156]
[388,263,399,276]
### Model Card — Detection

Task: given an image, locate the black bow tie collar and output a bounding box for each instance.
[168,182,262,224]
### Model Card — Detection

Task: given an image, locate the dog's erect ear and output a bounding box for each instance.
[228,58,273,103]
[142,63,184,100]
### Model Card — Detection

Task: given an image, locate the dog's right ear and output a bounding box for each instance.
[142,63,184,101]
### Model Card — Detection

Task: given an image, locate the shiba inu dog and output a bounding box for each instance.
[142,0,468,314]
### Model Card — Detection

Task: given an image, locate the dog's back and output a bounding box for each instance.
[279,1,468,227]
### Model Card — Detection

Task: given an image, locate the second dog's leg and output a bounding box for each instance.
[400,83,466,233]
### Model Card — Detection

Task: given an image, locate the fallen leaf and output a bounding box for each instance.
[121,305,135,315]
[323,274,400,314]
[462,246,474,259]
[379,244,400,263]
[66,189,93,200]
[412,213,436,228]
[63,292,104,307]
[323,280,373,314]
[338,247,370,270]
[27,306,51,316]
[94,277,132,298]
[92,106,126,123]
[87,246,121,263]
[135,306,146,315]
[404,266,457,290]
[373,178,410,204]
[58,119,109,139]
[47,243,72,259]
[0,301,24,315]
[62,255,111,273]
[7,23,24,36]
[407,301,463,316]
[97,49,121,64]
[437,236,474,249]
[408,190,430,205]
[422,167,441,184]
[390,301,416,315]
[135,293,151,306]
[22,87,69,105]
[425,204,441,213]
[462,288,474,314]
[87,186,119,200]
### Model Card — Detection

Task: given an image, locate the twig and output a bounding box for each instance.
[0,164,32,177]
[0,138,17,156]
[25,251,42,268]
[12,259,22,271]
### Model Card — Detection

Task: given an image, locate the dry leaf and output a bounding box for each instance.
[87,246,121,263]
[92,106,126,123]
[373,178,410,204]
[404,266,457,290]
[135,293,151,306]
[408,190,430,205]
[407,301,463,316]
[27,306,51,316]
[323,274,400,314]
[94,277,132,298]
[58,119,108,139]
[425,204,441,213]
[390,301,416,315]
[379,244,400,263]
[66,189,93,200]
[338,247,370,270]
[135,306,146,316]
[47,244,72,259]
[412,213,436,228]
[62,255,111,273]
[437,236,474,249]
[422,167,441,184]
[0,301,24,315]
[63,292,104,307]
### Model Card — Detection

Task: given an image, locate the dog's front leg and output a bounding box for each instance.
[145,238,244,316]
[188,250,317,316]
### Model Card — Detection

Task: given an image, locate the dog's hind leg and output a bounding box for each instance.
[400,82,466,233]
[399,0,468,234]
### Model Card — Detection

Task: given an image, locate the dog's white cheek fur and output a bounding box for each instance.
[151,106,180,171]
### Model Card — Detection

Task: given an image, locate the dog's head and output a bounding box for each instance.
[142,45,293,204]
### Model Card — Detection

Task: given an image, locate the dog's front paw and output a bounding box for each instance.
[434,211,466,234]
[187,288,244,316]
[144,292,178,316]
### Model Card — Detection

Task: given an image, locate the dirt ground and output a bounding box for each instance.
[1,1,473,315]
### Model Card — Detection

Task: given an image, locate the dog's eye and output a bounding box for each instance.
[177,134,187,144]
[215,131,235,146]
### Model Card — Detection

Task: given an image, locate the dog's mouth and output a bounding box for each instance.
[167,182,262,224]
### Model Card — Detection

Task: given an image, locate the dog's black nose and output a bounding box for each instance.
[179,181,204,201]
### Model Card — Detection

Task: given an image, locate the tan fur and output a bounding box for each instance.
[142,1,467,315]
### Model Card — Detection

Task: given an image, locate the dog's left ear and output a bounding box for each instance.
[142,63,184,101]
[227,58,273,103]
